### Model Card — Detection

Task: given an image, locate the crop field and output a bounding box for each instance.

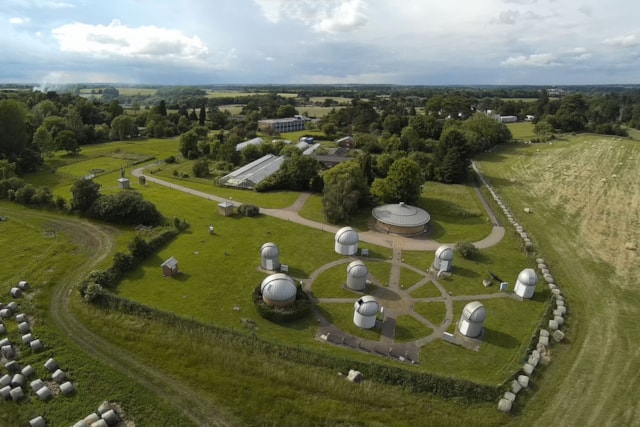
[476,134,640,426]
[8,133,627,425]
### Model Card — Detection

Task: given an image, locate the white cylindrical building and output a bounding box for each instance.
[260,242,281,271]
[432,245,454,273]
[353,296,379,329]
[335,227,359,256]
[260,273,297,307]
[514,268,538,299]
[346,260,368,291]
[458,301,486,338]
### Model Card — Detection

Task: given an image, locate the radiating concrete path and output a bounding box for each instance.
[132,164,511,363]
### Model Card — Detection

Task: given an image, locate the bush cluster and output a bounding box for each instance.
[0,177,64,209]
[455,240,478,258]
[238,204,260,217]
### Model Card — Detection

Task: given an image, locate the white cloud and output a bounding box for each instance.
[503,0,537,4]
[51,19,209,61]
[501,53,557,66]
[496,10,519,25]
[578,6,592,17]
[603,34,638,48]
[10,17,31,25]
[254,0,367,33]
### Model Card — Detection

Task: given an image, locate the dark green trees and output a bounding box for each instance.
[322,160,369,224]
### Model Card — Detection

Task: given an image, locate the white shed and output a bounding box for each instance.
[260,243,281,271]
[514,268,538,299]
[353,296,379,329]
[346,260,368,291]
[432,245,454,273]
[458,301,486,338]
[335,227,359,256]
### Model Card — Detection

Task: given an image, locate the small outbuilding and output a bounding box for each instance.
[353,296,379,329]
[335,227,359,256]
[260,273,297,307]
[346,260,368,291]
[218,201,234,216]
[117,177,130,189]
[458,301,486,338]
[161,257,179,277]
[514,268,538,299]
[432,245,454,274]
[260,243,281,271]
[372,202,430,236]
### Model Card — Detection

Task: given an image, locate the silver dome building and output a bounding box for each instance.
[458,301,486,338]
[335,227,359,256]
[260,273,297,307]
[260,242,281,271]
[514,268,538,299]
[346,260,368,291]
[353,295,379,329]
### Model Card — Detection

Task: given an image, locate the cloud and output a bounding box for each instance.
[501,53,557,66]
[577,6,592,17]
[51,19,209,61]
[603,34,638,48]
[254,0,367,33]
[503,0,537,4]
[9,17,31,25]
[496,10,519,25]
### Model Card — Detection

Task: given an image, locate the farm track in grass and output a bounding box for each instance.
[478,135,640,427]
[15,209,233,426]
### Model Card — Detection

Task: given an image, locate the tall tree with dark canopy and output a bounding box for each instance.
[322,160,369,224]
[370,158,423,204]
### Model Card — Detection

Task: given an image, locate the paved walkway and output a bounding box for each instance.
[132,163,511,364]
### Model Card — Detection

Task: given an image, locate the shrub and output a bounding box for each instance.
[238,204,260,217]
[83,282,105,303]
[165,155,176,164]
[252,286,312,322]
[455,240,478,258]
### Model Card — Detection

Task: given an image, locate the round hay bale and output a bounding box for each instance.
[44,358,58,372]
[498,398,513,412]
[30,378,44,392]
[73,420,90,427]
[15,313,28,323]
[528,354,540,368]
[0,337,9,346]
[556,299,565,307]
[511,380,522,394]
[539,336,549,347]
[29,416,46,427]
[551,288,562,296]
[548,319,559,331]
[556,305,567,315]
[6,302,18,311]
[101,409,120,426]
[90,419,108,427]
[30,339,43,352]
[22,333,33,344]
[553,309,563,317]
[18,281,30,291]
[18,322,30,334]
[60,381,75,395]
[548,283,558,291]
[540,268,550,275]
[504,391,516,402]
[1,344,14,358]
[10,287,23,298]
[10,386,25,401]
[553,330,566,342]
[543,273,554,283]
[0,374,10,387]
[536,258,545,264]
[524,207,532,213]
[5,360,20,373]
[537,263,547,270]
[0,385,11,399]
[554,315,564,326]
[523,363,535,375]
[11,373,25,387]
[539,329,550,337]
[52,369,66,383]
[36,386,52,401]
[84,414,100,425]
[0,309,11,318]
[517,375,530,388]
[0,323,6,334]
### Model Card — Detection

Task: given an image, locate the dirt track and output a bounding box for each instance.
[14,210,233,426]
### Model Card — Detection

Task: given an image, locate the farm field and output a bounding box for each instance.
[476,134,640,426]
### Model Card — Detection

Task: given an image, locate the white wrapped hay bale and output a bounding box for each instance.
[10,287,23,298]
[554,316,564,327]
[11,373,25,387]
[0,374,10,387]
[29,416,46,427]
[18,322,30,334]
[30,378,44,392]
[36,386,52,400]
[73,420,90,427]
[553,330,566,342]
[497,398,512,412]
[18,281,30,291]
[44,358,58,372]
[522,363,535,375]
[22,333,33,344]
[30,339,44,351]
[0,323,6,334]
[101,409,120,426]
[503,391,516,402]
[0,309,11,319]
[84,414,100,425]
[511,379,522,394]
[0,385,11,399]
[15,313,28,323]
[10,386,25,401]
[60,381,75,395]
[52,369,66,383]
[517,375,530,388]
[1,344,14,359]
[90,419,108,427]
[548,319,559,331]
[539,336,549,347]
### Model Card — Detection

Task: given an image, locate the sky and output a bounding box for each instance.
[1,0,639,87]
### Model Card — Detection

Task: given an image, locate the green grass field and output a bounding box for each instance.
[6,134,609,425]
[506,122,536,141]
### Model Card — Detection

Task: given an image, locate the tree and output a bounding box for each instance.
[370,158,423,204]
[0,99,29,160]
[460,113,512,152]
[199,104,206,126]
[158,100,168,116]
[33,126,54,158]
[110,115,136,140]
[179,130,199,158]
[555,94,588,132]
[192,158,210,177]
[534,119,554,141]
[435,128,472,184]
[277,104,298,118]
[322,160,369,224]
[70,178,101,214]
[256,154,320,192]
[54,130,80,155]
